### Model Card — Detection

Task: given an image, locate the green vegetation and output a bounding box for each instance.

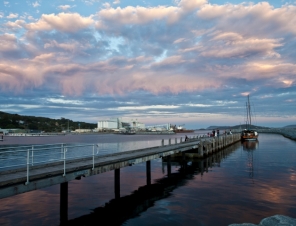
[0,111,96,132]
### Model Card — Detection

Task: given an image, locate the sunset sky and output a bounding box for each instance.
[0,0,295,129]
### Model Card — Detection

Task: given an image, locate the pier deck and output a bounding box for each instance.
[0,139,199,198]
[0,134,240,199]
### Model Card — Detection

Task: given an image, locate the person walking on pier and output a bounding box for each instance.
[185,135,188,141]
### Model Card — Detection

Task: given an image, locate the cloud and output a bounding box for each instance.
[0,1,295,100]
[197,2,296,36]
[177,0,208,11]
[32,1,40,7]
[98,5,181,25]
[108,105,179,110]
[82,0,100,6]
[44,39,91,52]
[0,33,17,52]
[25,13,94,32]
[198,33,283,59]
[4,20,26,30]
[7,13,18,19]
[58,5,72,11]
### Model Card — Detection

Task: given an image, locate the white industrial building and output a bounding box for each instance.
[97,118,118,130]
[97,118,145,131]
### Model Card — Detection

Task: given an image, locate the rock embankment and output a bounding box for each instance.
[229,215,296,226]
[257,128,296,141]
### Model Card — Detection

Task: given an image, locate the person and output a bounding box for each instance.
[229,130,232,135]
[217,129,219,137]
[185,135,188,141]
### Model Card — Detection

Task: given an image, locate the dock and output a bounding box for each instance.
[0,133,240,222]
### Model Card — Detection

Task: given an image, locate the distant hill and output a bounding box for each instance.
[283,125,296,129]
[206,125,270,130]
[0,111,97,132]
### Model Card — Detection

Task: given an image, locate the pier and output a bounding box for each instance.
[0,133,240,223]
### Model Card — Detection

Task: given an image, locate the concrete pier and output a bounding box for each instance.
[0,133,241,222]
[171,134,241,159]
[0,133,241,224]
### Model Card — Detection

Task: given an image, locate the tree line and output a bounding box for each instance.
[0,111,97,132]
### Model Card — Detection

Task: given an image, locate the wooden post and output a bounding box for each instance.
[182,152,186,169]
[60,182,68,223]
[167,155,171,177]
[199,160,204,175]
[198,141,203,157]
[114,169,120,199]
[146,161,151,185]
[161,139,164,146]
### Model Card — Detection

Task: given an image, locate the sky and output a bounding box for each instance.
[0,0,295,129]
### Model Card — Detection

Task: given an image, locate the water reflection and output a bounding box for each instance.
[241,140,259,151]
[241,141,259,179]
[65,143,240,226]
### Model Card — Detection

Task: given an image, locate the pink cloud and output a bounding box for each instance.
[0,33,18,52]
[98,6,181,24]
[25,13,94,32]
[197,3,296,35]
[200,34,283,58]
[178,0,208,11]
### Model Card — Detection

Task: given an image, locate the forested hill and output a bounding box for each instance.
[0,111,97,132]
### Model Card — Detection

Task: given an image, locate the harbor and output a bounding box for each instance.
[0,132,295,225]
[1,0,295,225]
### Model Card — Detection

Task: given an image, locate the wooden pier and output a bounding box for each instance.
[0,133,240,222]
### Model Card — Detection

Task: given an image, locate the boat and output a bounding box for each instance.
[171,124,194,133]
[241,95,259,141]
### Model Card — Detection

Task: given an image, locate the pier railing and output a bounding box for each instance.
[0,134,240,185]
[0,135,206,173]
[0,143,103,172]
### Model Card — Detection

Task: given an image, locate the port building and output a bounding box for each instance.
[97,118,145,131]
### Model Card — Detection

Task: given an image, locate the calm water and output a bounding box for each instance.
[0,133,295,226]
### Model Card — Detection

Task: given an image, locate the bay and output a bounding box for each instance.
[0,132,295,226]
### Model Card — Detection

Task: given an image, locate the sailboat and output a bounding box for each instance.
[241,95,259,141]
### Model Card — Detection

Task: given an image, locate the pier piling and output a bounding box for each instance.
[146,161,151,185]
[115,169,120,199]
[60,182,68,223]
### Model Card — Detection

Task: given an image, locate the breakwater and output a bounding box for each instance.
[257,128,296,141]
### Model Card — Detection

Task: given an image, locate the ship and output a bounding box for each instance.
[171,124,194,133]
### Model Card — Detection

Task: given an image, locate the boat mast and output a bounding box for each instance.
[248,95,252,127]
[246,95,252,129]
